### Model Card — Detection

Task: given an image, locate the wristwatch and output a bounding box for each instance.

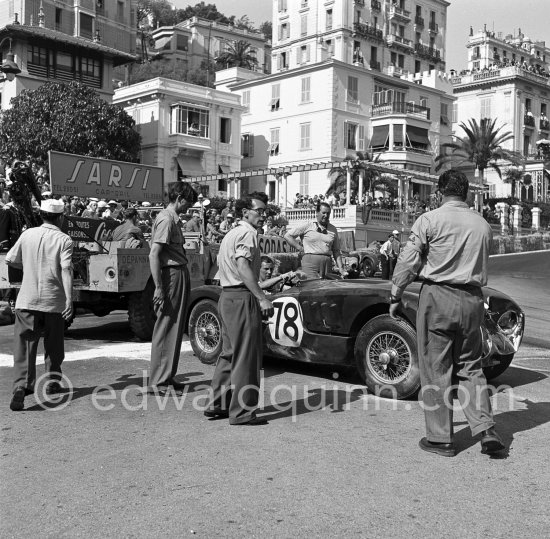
[389,295,402,304]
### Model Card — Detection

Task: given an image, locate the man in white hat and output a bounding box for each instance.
[6,198,74,411]
[390,229,402,277]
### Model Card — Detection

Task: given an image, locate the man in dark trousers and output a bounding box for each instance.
[204,192,274,425]
[389,169,504,457]
[6,198,73,411]
[148,181,197,395]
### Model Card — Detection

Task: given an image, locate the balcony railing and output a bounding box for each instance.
[540,119,550,131]
[371,101,430,120]
[524,114,535,127]
[414,43,441,60]
[451,66,550,87]
[353,21,384,41]
[370,60,381,71]
[471,52,481,60]
[371,0,381,10]
[414,16,424,27]
[389,5,411,21]
[428,22,438,33]
[384,65,409,77]
[386,34,413,48]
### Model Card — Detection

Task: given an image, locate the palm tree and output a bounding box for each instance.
[214,40,258,70]
[326,151,383,200]
[435,118,522,181]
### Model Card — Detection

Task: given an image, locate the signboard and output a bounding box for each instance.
[49,151,164,203]
[61,216,120,243]
[258,235,296,254]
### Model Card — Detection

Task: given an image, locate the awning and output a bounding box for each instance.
[406,126,430,145]
[154,36,172,50]
[393,125,403,144]
[218,165,231,174]
[370,125,389,147]
[411,177,435,185]
[177,156,204,176]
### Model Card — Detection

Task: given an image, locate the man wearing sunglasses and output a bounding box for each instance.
[205,192,274,426]
[284,202,347,279]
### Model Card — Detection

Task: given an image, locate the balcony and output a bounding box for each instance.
[428,22,438,33]
[524,114,535,128]
[389,4,411,22]
[355,0,365,5]
[371,101,430,120]
[370,60,381,71]
[353,21,384,42]
[471,52,481,60]
[414,43,441,61]
[386,33,413,50]
[540,119,550,131]
[451,66,550,88]
[384,65,408,77]
[414,16,424,27]
[371,0,381,10]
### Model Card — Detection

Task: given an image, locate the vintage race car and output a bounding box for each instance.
[187,278,525,400]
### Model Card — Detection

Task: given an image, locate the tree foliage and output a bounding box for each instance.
[215,40,258,70]
[0,82,141,169]
[176,2,234,24]
[128,59,215,87]
[259,21,273,40]
[435,118,522,178]
[136,0,176,29]
[326,152,386,197]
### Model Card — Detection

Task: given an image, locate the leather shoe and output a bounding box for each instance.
[231,417,268,426]
[480,428,505,454]
[10,387,25,411]
[169,379,187,391]
[204,409,229,419]
[45,381,62,395]
[419,437,455,457]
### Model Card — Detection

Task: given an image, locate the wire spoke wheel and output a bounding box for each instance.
[195,311,221,353]
[189,299,223,365]
[365,331,412,384]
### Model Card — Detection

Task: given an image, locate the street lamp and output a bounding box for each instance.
[0,38,21,82]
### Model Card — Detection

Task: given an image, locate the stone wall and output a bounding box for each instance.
[491,232,550,255]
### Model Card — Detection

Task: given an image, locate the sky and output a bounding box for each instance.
[172,0,550,71]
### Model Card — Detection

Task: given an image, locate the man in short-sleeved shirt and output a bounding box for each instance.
[284,202,347,279]
[147,182,197,394]
[6,199,73,411]
[112,208,144,247]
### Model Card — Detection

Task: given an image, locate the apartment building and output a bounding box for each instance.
[0,0,136,108]
[113,77,245,196]
[214,0,454,205]
[452,28,550,201]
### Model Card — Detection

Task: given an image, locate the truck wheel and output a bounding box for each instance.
[483,353,514,380]
[361,256,376,277]
[128,279,156,341]
[354,314,420,399]
[188,299,222,365]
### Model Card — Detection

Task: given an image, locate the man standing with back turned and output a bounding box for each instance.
[389,169,504,457]
[148,181,197,395]
[7,198,73,411]
[204,192,274,425]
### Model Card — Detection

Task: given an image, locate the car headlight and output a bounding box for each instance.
[497,310,520,335]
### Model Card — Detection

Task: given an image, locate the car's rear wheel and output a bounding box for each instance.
[188,299,222,365]
[354,314,420,399]
[360,255,377,277]
[483,353,514,380]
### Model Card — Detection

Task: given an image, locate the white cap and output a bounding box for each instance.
[108,200,117,205]
[40,199,65,213]
[97,200,108,208]
[142,201,151,207]
[42,190,52,196]
[226,213,234,218]
[89,197,99,202]
[392,230,399,235]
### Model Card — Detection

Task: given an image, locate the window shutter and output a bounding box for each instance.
[306,44,310,62]
[249,135,254,157]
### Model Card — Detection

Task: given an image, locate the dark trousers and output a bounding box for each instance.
[380,256,391,279]
[12,309,65,393]
[416,282,495,443]
[301,254,331,279]
[149,265,190,387]
[208,288,263,424]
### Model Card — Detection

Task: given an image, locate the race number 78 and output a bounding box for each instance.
[268,297,304,347]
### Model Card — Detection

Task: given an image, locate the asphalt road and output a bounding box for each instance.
[1,251,549,538]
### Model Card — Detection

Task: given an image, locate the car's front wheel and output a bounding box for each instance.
[188,299,222,365]
[354,314,420,399]
[483,353,514,380]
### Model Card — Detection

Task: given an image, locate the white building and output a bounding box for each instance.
[452,27,550,202]
[214,0,454,206]
[113,77,245,196]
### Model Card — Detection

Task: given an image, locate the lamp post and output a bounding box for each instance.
[0,38,21,82]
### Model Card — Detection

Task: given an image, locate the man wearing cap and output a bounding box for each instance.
[284,202,347,279]
[105,200,121,220]
[147,181,198,395]
[184,212,201,233]
[219,213,234,235]
[6,199,73,411]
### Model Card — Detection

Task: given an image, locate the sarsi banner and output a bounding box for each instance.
[49,151,164,203]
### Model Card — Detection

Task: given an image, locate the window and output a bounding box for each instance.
[277,52,289,70]
[270,128,280,155]
[420,96,428,108]
[220,117,231,143]
[171,105,210,138]
[452,102,458,123]
[358,125,366,151]
[326,9,333,30]
[398,54,405,69]
[55,8,62,31]
[299,171,309,194]
[29,45,48,67]
[300,123,311,150]
[326,40,334,57]
[301,76,311,102]
[345,122,358,150]
[80,13,94,39]
[242,90,250,110]
[525,98,532,113]
[415,60,421,73]
[391,51,397,65]
[278,0,288,11]
[117,1,124,22]
[271,84,281,111]
[347,76,359,103]
[301,14,308,36]
[440,103,449,125]
[241,134,254,158]
[298,44,310,64]
[279,23,289,40]
[480,96,492,119]
[177,35,189,51]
